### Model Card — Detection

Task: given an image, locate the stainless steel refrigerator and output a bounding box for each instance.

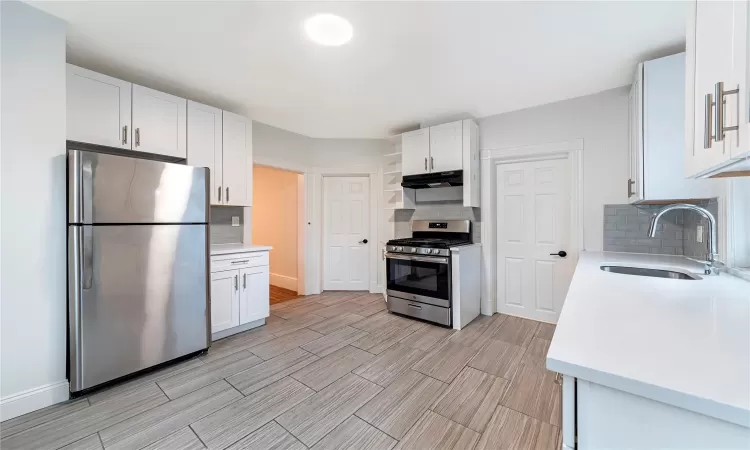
[67,148,210,394]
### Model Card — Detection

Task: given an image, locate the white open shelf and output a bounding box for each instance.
[384,169,401,175]
[383,152,401,158]
[384,186,403,192]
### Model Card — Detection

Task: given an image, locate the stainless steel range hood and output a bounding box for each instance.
[401,170,463,189]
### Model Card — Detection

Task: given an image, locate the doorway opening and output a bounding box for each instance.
[252,164,305,305]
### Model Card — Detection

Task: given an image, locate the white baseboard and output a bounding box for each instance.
[0,380,69,421]
[270,273,298,291]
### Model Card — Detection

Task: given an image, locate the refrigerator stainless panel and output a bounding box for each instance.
[68,149,208,224]
[69,224,210,392]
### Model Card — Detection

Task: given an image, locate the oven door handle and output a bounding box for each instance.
[385,253,449,264]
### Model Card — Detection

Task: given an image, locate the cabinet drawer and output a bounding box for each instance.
[211,251,269,271]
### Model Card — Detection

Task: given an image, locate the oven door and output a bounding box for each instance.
[385,253,451,307]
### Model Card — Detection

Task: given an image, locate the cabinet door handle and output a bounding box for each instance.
[218,186,222,202]
[135,128,140,147]
[424,157,427,171]
[234,275,238,291]
[243,273,246,289]
[226,187,229,203]
[627,178,634,198]
[704,93,714,149]
[714,81,739,144]
[122,125,128,145]
[430,156,434,171]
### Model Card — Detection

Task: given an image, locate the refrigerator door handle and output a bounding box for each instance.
[82,226,93,290]
[81,158,93,224]
[68,226,84,390]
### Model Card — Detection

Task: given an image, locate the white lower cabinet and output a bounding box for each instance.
[240,266,270,324]
[564,377,750,449]
[210,269,240,334]
[210,251,270,339]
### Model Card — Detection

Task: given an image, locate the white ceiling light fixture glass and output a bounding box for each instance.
[304,14,353,46]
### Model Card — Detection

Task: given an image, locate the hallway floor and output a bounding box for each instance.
[270,285,301,305]
[1,292,561,450]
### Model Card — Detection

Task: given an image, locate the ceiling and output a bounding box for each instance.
[31,1,687,139]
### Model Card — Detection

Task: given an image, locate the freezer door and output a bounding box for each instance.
[68,149,208,224]
[68,224,210,392]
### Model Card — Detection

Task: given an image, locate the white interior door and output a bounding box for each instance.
[495,158,575,323]
[323,176,370,291]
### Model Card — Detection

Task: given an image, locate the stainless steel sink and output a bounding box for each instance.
[600,265,700,280]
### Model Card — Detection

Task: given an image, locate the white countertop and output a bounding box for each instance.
[450,242,482,251]
[210,243,272,256]
[547,251,750,427]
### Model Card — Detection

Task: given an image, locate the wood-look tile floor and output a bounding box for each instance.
[0,292,561,450]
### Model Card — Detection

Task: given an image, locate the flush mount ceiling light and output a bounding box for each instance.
[304,14,353,46]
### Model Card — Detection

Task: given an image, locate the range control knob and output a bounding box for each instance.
[396,246,403,251]
[410,248,417,253]
[432,249,439,254]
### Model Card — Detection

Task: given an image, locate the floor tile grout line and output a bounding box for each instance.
[273,418,311,449]
[96,431,105,449]
[352,410,403,443]
[225,378,247,397]
[188,424,210,449]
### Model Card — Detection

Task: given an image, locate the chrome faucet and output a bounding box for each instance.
[647,203,719,275]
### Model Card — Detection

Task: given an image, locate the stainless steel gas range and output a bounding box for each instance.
[385,220,472,327]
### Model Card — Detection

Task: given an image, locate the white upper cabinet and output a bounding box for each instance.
[67,64,131,149]
[429,120,463,172]
[187,101,223,205]
[629,53,721,203]
[399,119,480,207]
[686,0,750,178]
[627,65,643,202]
[402,128,430,176]
[132,84,187,159]
[222,111,252,207]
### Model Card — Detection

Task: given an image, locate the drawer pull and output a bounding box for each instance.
[231,260,250,264]
[407,303,422,309]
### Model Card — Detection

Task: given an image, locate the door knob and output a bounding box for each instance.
[550,251,567,258]
[360,239,368,244]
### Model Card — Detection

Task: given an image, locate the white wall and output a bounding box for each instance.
[252,121,388,294]
[479,86,630,252]
[1,1,68,420]
[311,138,390,170]
[252,121,311,172]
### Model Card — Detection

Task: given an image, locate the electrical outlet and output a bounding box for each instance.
[232,216,240,227]
[696,225,704,243]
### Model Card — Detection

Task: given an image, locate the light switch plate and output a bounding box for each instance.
[232,216,240,227]
[696,225,704,243]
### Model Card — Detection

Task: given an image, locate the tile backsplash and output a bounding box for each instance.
[211,206,244,244]
[603,199,718,259]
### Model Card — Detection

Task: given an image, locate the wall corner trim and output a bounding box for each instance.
[0,380,70,421]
